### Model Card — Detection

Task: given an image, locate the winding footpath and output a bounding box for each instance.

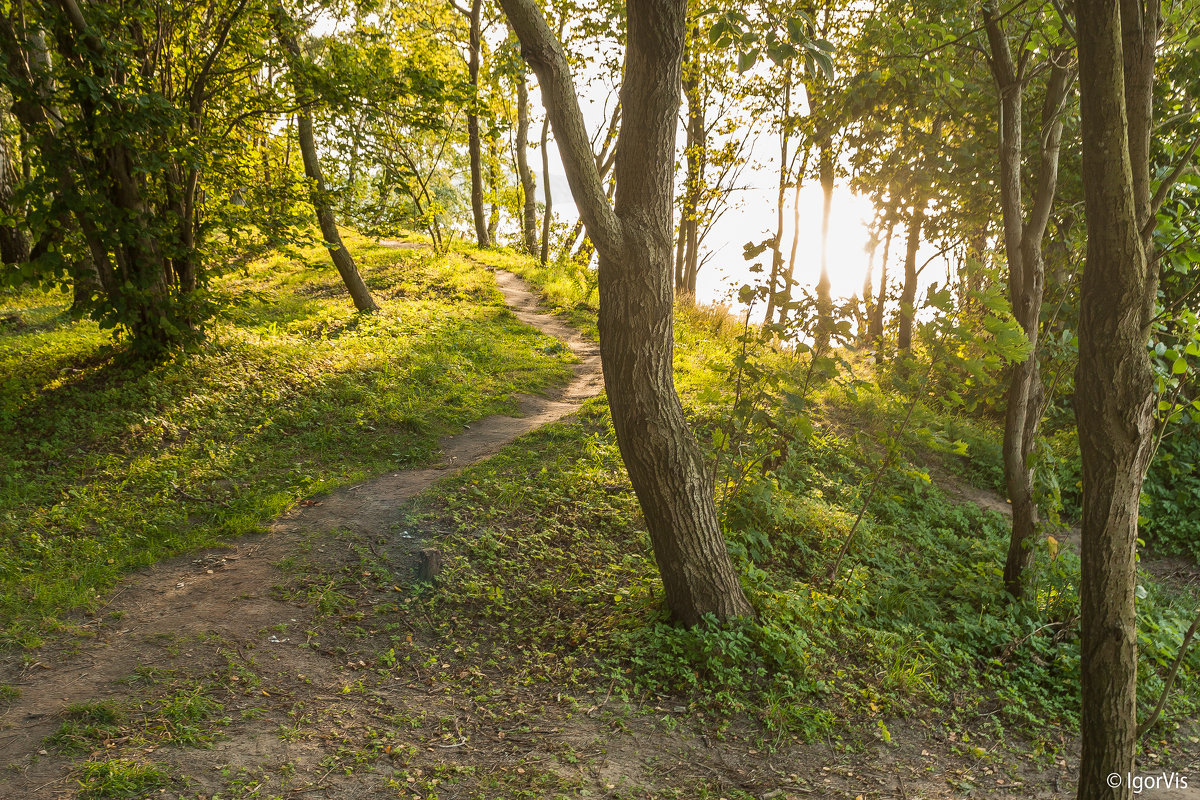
[0,267,603,798]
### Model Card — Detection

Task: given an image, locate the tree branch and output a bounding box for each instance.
[497,0,621,257]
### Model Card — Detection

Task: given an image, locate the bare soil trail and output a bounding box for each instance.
[0,266,605,799]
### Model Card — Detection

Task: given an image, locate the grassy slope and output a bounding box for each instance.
[0,234,573,648]
[2,240,1196,783]
[430,247,1200,758]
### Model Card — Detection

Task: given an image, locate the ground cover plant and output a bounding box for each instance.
[0,234,573,650]
[415,249,1200,755]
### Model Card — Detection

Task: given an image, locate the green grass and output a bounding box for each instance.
[0,232,573,647]
[404,248,1200,756]
[47,701,124,755]
[75,758,170,798]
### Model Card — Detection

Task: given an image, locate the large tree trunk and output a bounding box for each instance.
[1074,1,1159,797]
[274,6,379,313]
[501,0,752,625]
[467,0,490,248]
[516,72,538,255]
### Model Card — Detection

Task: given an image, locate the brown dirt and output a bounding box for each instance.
[1,267,1196,799]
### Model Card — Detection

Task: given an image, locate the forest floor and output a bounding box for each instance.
[1,250,1198,800]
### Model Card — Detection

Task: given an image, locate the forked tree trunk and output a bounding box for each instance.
[501,0,752,625]
[467,0,490,248]
[273,10,377,313]
[1074,1,1159,797]
[515,72,538,255]
[984,4,1075,597]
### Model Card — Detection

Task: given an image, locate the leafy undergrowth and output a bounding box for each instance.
[0,233,573,648]
[409,247,1200,761]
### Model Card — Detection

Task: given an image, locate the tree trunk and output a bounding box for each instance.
[985,5,1075,597]
[539,115,552,265]
[516,72,538,255]
[488,134,500,242]
[896,194,926,351]
[467,0,490,248]
[1074,1,1159,797]
[764,74,792,325]
[778,148,810,326]
[869,212,896,346]
[815,142,834,347]
[500,0,753,625]
[678,24,704,296]
[273,6,379,313]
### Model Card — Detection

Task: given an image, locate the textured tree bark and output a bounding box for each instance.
[467,0,490,248]
[515,73,538,255]
[274,7,379,313]
[984,3,1074,598]
[500,0,753,625]
[1074,1,1159,797]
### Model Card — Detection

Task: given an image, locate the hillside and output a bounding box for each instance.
[1,241,1197,799]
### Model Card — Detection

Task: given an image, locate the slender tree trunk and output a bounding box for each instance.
[1074,2,1159,798]
[869,212,896,346]
[764,73,791,325]
[516,72,538,255]
[679,25,704,296]
[986,6,1075,597]
[488,133,500,242]
[815,142,834,346]
[896,195,926,351]
[500,0,752,625]
[274,6,378,313]
[467,0,490,248]
[778,147,811,326]
[539,115,552,265]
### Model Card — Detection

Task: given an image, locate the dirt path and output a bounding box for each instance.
[0,268,603,798]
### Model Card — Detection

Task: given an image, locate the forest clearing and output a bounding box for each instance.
[3,0,1200,797]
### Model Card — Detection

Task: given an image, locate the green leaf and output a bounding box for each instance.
[1172,357,1188,375]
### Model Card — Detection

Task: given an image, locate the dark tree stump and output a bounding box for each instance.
[415,548,442,583]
